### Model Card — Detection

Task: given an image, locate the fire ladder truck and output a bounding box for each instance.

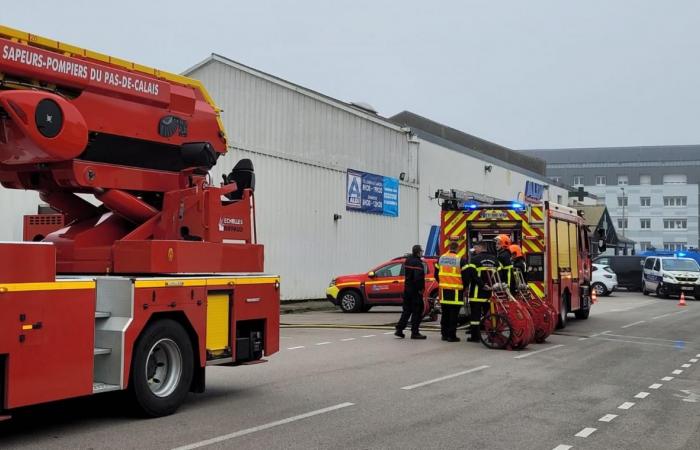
[435,189,595,329]
[0,25,279,418]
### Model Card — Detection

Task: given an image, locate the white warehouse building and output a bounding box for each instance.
[0,54,569,300]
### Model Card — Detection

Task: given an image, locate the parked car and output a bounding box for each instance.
[326,256,438,314]
[591,263,618,296]
[592,255,645,291]
[642,256,700,299]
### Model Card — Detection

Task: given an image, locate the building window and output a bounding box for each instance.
[639,241,653,251]
[640,196,651,207]
[617,197,628,207]
[550,176,561,183]
[617,175,629,185]
[663,174,687,185]
[617,218,628,229]
[663,196,687,207]
[640,174,651,185]
[595,175,606,186]
[573,175,584,186]
[557,195,563,204]
[663,219,688,229]
[664,242,687,251]
[640,218,651,229]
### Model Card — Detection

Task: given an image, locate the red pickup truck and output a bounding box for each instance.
[326,256,439,316]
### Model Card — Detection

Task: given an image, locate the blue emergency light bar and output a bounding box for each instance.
[511,202,524,210]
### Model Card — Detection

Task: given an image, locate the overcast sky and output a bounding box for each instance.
[4,0,699,149]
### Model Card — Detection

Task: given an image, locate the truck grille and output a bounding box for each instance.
[676,277,697,282]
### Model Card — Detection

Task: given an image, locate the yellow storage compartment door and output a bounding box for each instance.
[206,293,230,357]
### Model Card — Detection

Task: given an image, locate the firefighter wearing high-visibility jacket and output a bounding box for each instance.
[495,234,514,290]
[465,240,498,342]
[434,238,468,342]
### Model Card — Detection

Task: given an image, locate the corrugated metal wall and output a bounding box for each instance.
[189,59,419,300]
[0,190,41,241]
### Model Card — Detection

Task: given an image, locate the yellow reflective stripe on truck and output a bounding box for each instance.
[0,281,96,292]
[133,277,280,288]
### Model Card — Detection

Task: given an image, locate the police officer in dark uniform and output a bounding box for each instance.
[395,245,427,339]
[465,240,498,342]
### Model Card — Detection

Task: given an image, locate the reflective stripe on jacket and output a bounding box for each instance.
[436,252,463,291]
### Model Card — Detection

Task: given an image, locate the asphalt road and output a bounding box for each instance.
[1,292,699,450]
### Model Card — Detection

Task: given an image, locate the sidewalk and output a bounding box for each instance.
[280,300,337,314]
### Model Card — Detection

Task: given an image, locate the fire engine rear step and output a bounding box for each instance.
[92,382,120,394]
[93,347,111,356]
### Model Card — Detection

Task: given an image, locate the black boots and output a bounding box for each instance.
[410,333,427,340]
[395,330,405,338]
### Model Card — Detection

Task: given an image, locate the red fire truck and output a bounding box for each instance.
[0,25,279,418]
[436,189,596,328]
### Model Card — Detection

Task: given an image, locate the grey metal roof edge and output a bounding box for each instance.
[183,53,408,134]
[410,127,575,192]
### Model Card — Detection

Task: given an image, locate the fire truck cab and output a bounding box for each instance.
[436,190,594,328]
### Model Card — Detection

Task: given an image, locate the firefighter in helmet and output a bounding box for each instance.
[465,240,498,342]
[509,243,526,280]
[494,234,514,290]
[434,236,468,342]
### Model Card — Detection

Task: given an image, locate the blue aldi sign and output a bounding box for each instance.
[524,180,544,203]
[346,169,399,217]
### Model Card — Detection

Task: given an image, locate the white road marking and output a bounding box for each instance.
[575,427,597,438]
[599,414,618,422]
[649,383,663,389]
[618,402,635,410]
[696,353,700,358]
[315,342,331,346]
[401,365,489,390]
[578,337,588,341]
[682,364,691,368]
[362,334,376,338]
[340,338,356,342]
[597,332,684,344]
[383,331,394,335]
[593,337,678,348]
[287,346,305,350]
[635,392,650,399]
[689,358,698,363]
[172,402,355,450]
[621,320,646,329]
[513,344,565,359]
[591,331,612,337]
[652,310,687,320]
[662,376,674,381]
[552,445,572,450]
[673,369,684,375]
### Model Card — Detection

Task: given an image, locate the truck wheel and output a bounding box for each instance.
[339,290,362,313]
[129,319,194,417]
[574,305,590,320]
[556,295,568,329]
[642,286,650,296]
[656,286,670,299]
[591,282,608,297]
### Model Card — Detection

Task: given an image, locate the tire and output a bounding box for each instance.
[128,319,194,417]
[591,282,608,297]
[556,294,569,330]
[642,285,650,296]
[339,290,362,313]
[656,285,670,299]
[575,306,590,320]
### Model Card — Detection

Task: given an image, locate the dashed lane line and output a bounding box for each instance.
[172,402,355,450]
[287,346,305,350]
[599,332,685,344]
[618,402,635,410]
[340,338,356,342]
[315,342,332,346]
[593,337,678,348]
[621,320,646,329]
[673,369,684,375]
[575,427,597,438]
[400,365,489,390]
[682,364,691,368]
[599,414,618,422]
[690,358,698,363]
[652,310,688,320]
[635,392,650,399]
[362,334,376,338]
[649,383,663,389]
[513,344,565,359]
[662,376,674,381]
[552,445,572,450]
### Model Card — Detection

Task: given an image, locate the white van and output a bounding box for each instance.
[642,256,700,299]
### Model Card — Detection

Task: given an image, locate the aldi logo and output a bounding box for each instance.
[346,170,362,209]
